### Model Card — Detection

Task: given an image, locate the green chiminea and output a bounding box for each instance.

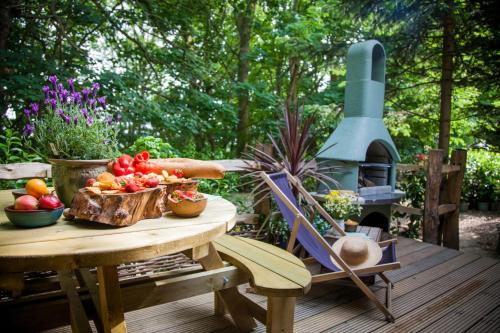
[317,40,404,231]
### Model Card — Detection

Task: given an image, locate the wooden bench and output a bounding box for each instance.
[213,235,312,332]
[1,235,311,333]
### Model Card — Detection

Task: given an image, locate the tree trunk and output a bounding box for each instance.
[438,0,455,159]
[235,0,257,156]
[285,0,301,111]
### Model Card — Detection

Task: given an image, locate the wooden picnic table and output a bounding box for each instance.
[0,189,239,333]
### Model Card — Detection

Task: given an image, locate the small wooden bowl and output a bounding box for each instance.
[167,194,207,218]
[4,205,64,228]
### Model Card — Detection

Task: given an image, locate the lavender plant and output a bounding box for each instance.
[22,75,119,160]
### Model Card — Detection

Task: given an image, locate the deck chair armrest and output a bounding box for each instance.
[378,239,397,247]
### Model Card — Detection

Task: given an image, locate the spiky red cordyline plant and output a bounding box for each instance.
[242,105,339,205]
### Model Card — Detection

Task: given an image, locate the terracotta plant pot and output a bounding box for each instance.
[167,194,207,218]
[49,159,110,207]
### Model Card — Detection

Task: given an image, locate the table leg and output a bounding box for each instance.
[197,242,256,332]
[267,296,295,333]
[57,270,93,333]
[97,265,127,333]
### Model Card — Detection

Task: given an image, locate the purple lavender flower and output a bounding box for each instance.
[106,115,113,125]
[50,98,57,110]
[49,90,57,98]
[68,78,75,92]
[91,83,100,96]
[30,103,39,116]
[23,108,31,118]
[72,92,81,105]
[22,123,35,136]
[115,113,122,122]
[42,86,50,99]
[73,116,78,125]
[86,116,93,126]
[80,108,89,118]
[82,88,90,102]
[60,89,69,103]
[97,96,106,109]
[48,75,58,88]
[88,98,96,110]
[56,108,64,116]
[61,113,71,124]
[57,83,64,92]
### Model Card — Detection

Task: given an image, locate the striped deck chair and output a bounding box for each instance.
[260,170,401,322]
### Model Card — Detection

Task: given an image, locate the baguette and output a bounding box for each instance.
[153,158,225,179]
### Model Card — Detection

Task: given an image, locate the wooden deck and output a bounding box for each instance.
[44,237,500,333]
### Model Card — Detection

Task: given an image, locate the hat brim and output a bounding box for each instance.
[330,236,383,270]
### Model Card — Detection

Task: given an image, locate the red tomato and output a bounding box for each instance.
[144,178,159,188]
[86,178,96,187]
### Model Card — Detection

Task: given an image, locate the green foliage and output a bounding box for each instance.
[464,150,500,203]
[395,171,426,239]
[0,127,41,164]
[127,136,178,159]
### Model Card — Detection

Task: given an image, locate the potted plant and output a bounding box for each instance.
[23,75,119,206]
[322,190,362,232]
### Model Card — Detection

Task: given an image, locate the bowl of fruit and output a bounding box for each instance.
[167,190,207,218]
[4,179,64,228]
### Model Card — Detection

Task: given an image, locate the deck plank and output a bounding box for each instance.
[322,256,496,333]
[418,279,500,333]
[465,305,500,333]
[40,238,500,333]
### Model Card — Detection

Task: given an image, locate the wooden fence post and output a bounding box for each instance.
[254,144,273,217]
[442,149,467,249]
[423,149,443,245]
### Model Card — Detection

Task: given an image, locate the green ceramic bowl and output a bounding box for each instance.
[4,205,64,228]
[11,189,27,199]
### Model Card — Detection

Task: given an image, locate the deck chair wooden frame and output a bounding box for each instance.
[260,170,400,322]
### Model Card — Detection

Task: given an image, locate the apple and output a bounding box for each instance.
[39,195,63,210]
[14,195,39,210]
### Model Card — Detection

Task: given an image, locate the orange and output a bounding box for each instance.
[25,179,49,198]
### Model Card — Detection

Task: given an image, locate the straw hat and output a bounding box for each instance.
[331,236,382,270]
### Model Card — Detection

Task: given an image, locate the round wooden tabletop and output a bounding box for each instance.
[0,190,236,272]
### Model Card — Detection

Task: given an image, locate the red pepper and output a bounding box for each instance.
[112,154,136,176]
[112,162,127,176]
[117,154,133,168]
[133,151,150,166]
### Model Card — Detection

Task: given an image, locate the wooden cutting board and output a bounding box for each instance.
[68,187,166,227]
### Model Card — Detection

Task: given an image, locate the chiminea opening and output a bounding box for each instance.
[360,212,389,232]
[358,141,392,188]
[371,44,385,83]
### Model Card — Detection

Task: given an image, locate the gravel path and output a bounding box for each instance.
[460,210,500,258]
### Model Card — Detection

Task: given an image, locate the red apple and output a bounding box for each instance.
[39,195,63,210]
[14,195,39,210]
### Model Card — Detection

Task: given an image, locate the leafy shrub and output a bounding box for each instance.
[127,136,178,158]
[464,149,500,203]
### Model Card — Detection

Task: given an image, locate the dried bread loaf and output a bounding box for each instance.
[153,158,225,179]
